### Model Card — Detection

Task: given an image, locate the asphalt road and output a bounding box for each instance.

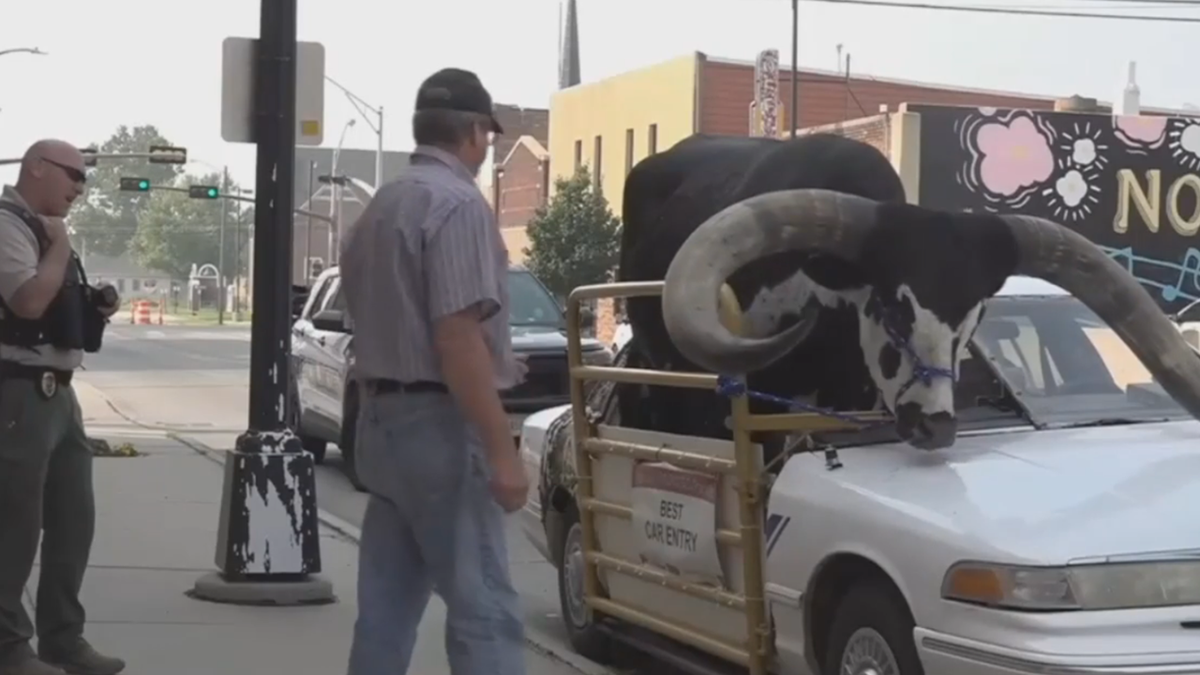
[80,324,622,675]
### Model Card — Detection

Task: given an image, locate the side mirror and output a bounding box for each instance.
[312,308,349,333]
[578,307,595,330]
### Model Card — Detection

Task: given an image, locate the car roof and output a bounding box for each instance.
[313,269,1068,297]
[995,276,1070,298]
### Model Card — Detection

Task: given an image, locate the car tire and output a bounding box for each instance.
[557,505,611,662]
[340,386,367,493]
[823,580,924,675]
[287,379,327,464]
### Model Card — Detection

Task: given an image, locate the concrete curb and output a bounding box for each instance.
[81,384,614,675]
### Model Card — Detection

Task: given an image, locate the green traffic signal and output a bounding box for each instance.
[188,185,220,199]
[119,177,152,192]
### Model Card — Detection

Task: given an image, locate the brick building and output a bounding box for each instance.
[547,51,1191,217]
[478,103,551,262]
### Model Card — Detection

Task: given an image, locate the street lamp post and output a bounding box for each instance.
[325,75,384,188]
[0,47,47,59]
[329,119,355,265]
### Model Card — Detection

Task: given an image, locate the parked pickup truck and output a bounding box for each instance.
[288,265,613,490]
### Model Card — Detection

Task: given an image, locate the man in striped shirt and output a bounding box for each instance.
[339,68,528,675]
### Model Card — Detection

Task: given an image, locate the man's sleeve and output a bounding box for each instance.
[0,214,39,306]
[424,198,503,322]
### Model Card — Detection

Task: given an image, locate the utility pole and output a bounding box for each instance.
[790,0,799,138]
[188,0,331,607]
[217,166,228,326]
[304,160,315,282]
[233,197,242,321]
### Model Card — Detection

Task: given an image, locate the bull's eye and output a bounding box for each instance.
[878,343,901,379]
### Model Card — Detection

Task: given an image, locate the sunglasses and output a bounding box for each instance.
[41,157,87,184]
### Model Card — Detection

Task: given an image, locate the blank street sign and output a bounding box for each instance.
[221,37,325,146]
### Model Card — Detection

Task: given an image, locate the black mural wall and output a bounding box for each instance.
[912,103,1200,313]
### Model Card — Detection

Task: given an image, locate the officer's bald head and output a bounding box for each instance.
[16,139,87,218]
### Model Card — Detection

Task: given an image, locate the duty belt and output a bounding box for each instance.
[0,360,73,398]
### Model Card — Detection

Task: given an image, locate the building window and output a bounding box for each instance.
[625,128,635,176]
[574,140,582,171]
[593,135,603,190]
[648,124,658,155]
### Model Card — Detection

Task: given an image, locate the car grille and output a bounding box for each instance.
[504,353,568,403]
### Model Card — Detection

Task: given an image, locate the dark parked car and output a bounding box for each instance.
[288,265,612,490]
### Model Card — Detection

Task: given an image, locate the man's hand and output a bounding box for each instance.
[42,216,70,243]
[489,452,529,513]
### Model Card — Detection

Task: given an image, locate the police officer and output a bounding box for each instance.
[0,140,123,675]
[339,69,529,675]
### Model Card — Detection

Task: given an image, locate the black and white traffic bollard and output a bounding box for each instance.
[189,429,333,605]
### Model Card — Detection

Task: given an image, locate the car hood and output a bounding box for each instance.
[510,325,602,352]
[829,421,1200,564]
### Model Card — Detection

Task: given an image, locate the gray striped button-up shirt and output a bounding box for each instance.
[338,146,519,390]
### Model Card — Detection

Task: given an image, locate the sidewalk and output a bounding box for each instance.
[56,382,600,675]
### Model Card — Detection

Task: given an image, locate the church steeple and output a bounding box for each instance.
[558,0,580,89]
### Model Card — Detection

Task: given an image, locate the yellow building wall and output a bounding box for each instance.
[548,53,699,219]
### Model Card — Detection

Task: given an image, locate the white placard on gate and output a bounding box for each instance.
[630,461,723,582]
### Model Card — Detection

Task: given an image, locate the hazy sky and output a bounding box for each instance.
[2,0,1197,187]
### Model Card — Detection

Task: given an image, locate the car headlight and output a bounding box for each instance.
[942,560,1200,611]
[581,346,613,366]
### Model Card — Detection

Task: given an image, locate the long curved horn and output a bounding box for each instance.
[1002,215,1200,419]
[662,189,878,375]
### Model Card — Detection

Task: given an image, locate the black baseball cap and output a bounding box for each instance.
[415,68,504,134]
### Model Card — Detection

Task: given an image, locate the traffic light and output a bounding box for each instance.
[188,185,220,199]
[148,145,187,165]
[119,177,151,192]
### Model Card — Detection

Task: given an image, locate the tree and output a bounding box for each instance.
[70,125,182,257]
[129,171,251,281]
[523,166,621,298]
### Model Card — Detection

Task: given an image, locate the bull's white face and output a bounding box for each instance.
[857,285,984,449]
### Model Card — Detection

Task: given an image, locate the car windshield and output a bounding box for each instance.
[972,295,1189,428]
[508,269,563,328]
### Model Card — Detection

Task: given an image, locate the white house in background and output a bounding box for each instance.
[83,253,173,297]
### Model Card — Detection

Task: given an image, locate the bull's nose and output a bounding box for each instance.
[894,404,957,450]
[913,412,956,450]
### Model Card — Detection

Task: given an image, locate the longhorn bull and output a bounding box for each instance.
[617,132,1200,449]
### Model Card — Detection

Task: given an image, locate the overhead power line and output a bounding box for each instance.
[810,0,1200,21]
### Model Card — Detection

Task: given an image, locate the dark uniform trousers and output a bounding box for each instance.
[0,376,94,665]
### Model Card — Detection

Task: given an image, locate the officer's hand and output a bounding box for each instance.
[42,216,69,243]
[513,353,529,385]
[95,282,121,317]
[489,452,529,513]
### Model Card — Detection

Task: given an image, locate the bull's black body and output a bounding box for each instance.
[617,133,909,439]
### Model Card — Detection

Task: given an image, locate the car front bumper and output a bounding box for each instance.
[916,628,1200,675]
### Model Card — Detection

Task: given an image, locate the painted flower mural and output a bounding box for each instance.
[1114,115,1168,151]
[930,103,1200,311]
[975,116,1054,197]
[1168,122,1200,171]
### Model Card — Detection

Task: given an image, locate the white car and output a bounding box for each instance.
[518,276,1200,675]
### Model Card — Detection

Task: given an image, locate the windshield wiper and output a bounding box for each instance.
[1062,417,1164,429]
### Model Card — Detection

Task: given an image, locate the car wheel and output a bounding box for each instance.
[823,580,924,675]
[287,379,327,464]
[340,386,367,493]
[557,505,610,662]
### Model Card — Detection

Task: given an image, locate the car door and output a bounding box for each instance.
[312,279,353,425]
[291,274,335,424]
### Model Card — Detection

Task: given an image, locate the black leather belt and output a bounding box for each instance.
[0,361,73,386]
[364,379,447,395]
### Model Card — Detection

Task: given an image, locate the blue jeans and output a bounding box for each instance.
[346,390,526,675]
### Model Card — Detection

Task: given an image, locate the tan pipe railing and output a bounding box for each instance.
[565,281,883,674]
